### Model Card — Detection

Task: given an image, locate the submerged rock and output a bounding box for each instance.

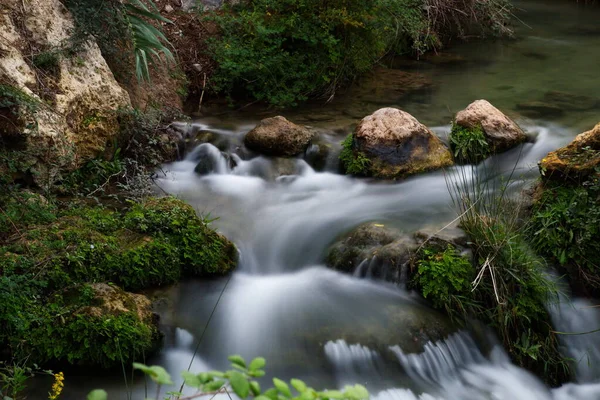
[455,100,527,154]
[543,90,600,112]
[244,116,314,157]
[343,108,453,178]
[516,101,564,119]
[540,122,600,182]
[326,223,418,283]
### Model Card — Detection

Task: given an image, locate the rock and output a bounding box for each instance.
[326,223,418,283]
[351,68,433,105]
[349,108,453,178]
[83,283,157,326]
[414,223,469,249]
[244,116,314,157]
[543,91,599,112]
[164,4,174,12]
[0,0,130,187]
[455,100,527,153]
[540,123,600,182]
[516,101,564,118]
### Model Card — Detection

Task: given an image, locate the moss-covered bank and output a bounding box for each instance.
[0,191,237,367]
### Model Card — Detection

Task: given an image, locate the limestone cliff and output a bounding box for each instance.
[0,0,131,186]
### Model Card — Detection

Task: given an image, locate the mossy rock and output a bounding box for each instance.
[23,283,160,367]
[0,193,237,368]
[340,108,453,179]
[539,123,600,183]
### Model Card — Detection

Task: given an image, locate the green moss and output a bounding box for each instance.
[32,51,61,71]
[530,175,600,295]
[339,134,371,176]
[449,123,490,164]
[0,192,237,368]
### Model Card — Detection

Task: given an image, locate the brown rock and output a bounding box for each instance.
[353,108,453,178]
[244,116,313,157]
[540,123,600,182]
[455,100,527,153]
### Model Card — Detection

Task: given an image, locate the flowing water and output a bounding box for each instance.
[60,0,600,398]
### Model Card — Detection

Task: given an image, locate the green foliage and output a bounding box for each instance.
[32,51,61,71]
[441,159,571,384]
[0,193,237,368]
[127,356,369,400]
[415,245,474,318]
[0,190,57,238]
[0,84,40,120]
[0,361,52,400]
[449,124,490,164]
[339,134,371,176]
[531,174,600,293]
[64,0,173,82]
[207,0,433,107]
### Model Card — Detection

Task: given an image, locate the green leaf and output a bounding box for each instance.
[250,381,261,396]
[208,371,226,378]
[203,379,226,392]
[249,357,266,371]
[133,363,173,385]
[181,371,202,388]
[291,379,307,393]
[273,378,292,397]
[248,369,266,378]
[343,385,369,400]
[255,396,272,400]
[230,371,250,398]
[87,390,108,400]
[264,388,279,400]
[321,390,344,399]
[228,354,247,369]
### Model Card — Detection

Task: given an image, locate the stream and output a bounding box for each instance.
[61,0,600,398]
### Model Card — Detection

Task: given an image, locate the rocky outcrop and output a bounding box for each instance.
[0,0,130,186]
[455,100,527,153]
[540,123,600,182]
[344,108,453,178]
[244,116,314,157]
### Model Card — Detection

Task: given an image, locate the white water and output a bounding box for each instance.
[140,119,600,399]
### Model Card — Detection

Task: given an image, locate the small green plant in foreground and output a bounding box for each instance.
[449,124,490,164]
[339,134,371,176]
[85,355,370,400]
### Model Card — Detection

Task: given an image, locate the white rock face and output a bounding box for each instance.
[0,0,131,186]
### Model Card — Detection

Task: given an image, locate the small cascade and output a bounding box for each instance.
[549,296,600,382]
[324,340,385,385]
[389,331,487,385]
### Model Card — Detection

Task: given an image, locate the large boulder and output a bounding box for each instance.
[455,100,527,153]
[540,123,600,182]
[244,116,314,157]
[0,0,130,187]
[343,108,453,178]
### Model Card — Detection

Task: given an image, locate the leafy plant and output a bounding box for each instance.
[339,134,371,176]
[414,245,474,319]
[64,0,174,82]
[100,355,371,400]
[449,123,490,164]
[530,172,600,293]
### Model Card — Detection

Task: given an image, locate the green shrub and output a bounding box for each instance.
[414,245,474,318]
[531,175,600,293]
[207,0,433,107]
[32,51,61,71]
[339,134,371,176]
[449,124,490,164]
